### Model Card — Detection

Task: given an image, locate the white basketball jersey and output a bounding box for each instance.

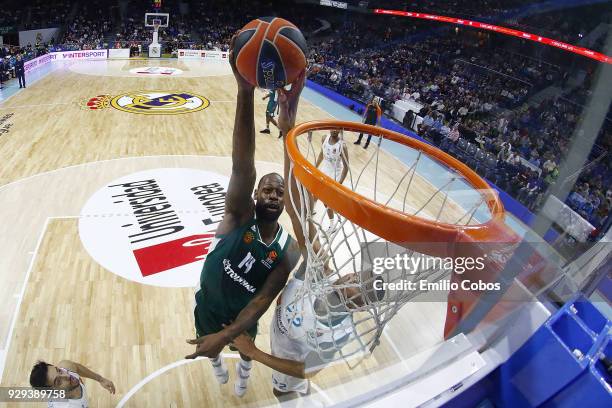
[48,369,88,408]
[270,277,353,393]
[321,135,344,181]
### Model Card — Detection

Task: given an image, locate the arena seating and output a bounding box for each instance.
[0,0,609,237]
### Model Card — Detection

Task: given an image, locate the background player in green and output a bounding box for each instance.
[260,90,282,138]
[185,34,306,398]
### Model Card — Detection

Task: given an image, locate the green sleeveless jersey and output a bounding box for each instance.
[196,218,293,322]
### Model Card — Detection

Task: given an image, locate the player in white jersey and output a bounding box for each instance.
[231,268,384,401]
[316,130,348,182]
[29,360,115,407]
[315,130,349,230]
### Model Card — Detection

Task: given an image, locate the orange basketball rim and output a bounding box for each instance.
[286,120,522,338]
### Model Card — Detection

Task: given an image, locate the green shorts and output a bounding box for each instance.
[194,290,258,341]
[266,103,277,116]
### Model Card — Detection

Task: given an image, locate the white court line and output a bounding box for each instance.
[0,154,216,192]
[0,217,51,382]
[0,102,74,110]
[382,328,411,369]
[115,353,240,408]
[0,154,283,192]
[310,382,335,405]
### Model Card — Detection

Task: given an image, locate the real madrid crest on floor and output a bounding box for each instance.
[80,90,210,114]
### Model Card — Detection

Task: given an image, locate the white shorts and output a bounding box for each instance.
[321,162,343,182]
[270,312,310,394]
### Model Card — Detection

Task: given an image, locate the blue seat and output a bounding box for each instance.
[466,143,477,156]
[457,138,468,153]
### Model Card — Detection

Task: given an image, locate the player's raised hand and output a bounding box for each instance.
[185,332,228,359]
[278,69,306,134]
[229,33,255,92]
[99,377,115,394]
[229,332,257,359]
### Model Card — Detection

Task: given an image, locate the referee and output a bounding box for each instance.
[16,54,26,88]
[354,97,382,149]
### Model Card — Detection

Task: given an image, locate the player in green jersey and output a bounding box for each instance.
[185,35,306,398]
[260,90,281,138]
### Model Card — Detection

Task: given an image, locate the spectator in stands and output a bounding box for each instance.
[448,123,461,143]
[518,172,541,204]
[418,109,434,135]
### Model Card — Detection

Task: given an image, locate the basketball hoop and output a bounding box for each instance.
[284,120,519,364]
[152,19,161,33]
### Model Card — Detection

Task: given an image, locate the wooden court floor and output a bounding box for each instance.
[0,59,452,407]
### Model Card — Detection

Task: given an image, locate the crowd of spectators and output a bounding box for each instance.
[180,0,322,53]
[0,1,609,237]
[0,0,73,31]
[59,6,112,51]
[25,0,73,30]
[0,7,24,29]
[308,19,560,117]
[306,16,609,234]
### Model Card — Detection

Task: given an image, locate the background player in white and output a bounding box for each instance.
[315,129,349,230]
[29,360,115,407]
[230,270,384,401]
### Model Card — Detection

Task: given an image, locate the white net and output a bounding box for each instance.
[285,123,497,365]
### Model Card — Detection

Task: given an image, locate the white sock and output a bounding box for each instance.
[210,355,228,383]
[234,359,252,396]
[237,359,252,385]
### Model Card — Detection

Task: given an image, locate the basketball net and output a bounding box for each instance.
[285,121,519,366]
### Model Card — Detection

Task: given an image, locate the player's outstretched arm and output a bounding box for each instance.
[57,360,115,394]
[222,240,300,339]
[218,35,257,235]
[231,333,307,379]
[186,243,301,359]
[278,71,310,251]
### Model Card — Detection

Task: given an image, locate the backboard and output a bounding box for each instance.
[144,13,169,28]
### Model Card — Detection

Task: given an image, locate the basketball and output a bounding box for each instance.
[233,17,308,89]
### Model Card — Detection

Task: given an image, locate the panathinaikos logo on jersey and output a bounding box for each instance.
[80,91,210,115]
[243,231,255,244]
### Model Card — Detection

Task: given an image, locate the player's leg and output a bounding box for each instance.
[325,204,339,233]
[364,132,373,149]
[268,315,310,402]
[268,113,279,130]
[233,326,257,397]
[264,109,282,138]
[193,298,229,383]
[209,354,229,384]
[234,352,252,397]
[260,112,272,134]
[354,132,363,145]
